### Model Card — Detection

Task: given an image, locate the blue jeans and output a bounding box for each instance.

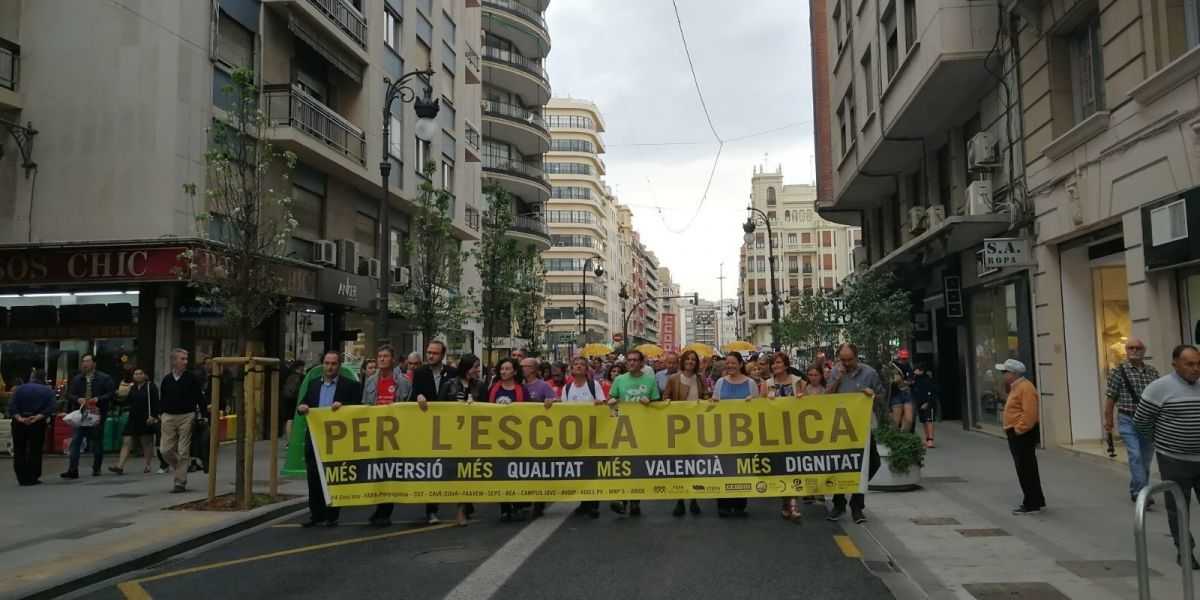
[68,420,104,474]
[1118,413,1154,497]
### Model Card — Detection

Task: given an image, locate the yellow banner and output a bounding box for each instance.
[305,395,873,507]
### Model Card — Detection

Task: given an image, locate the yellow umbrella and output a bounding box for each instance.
[633,343,666,359]
[682,343,716,359]
[579,343,613,358]
[722,340,756,353]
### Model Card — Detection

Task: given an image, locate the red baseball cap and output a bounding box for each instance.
[898,349,910,359]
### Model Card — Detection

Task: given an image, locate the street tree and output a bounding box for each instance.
[180,67,297,506]
[776,291,840,364]
[400,162,469,346]
[840,269,912,367]
[513,249,546,356]
[473,184,522,363]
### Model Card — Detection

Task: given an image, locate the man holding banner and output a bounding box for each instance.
[826,343,884,524]
[297,352,360,528]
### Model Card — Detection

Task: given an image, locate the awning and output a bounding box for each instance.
[289,15,364,84]
[871,214,1013,272]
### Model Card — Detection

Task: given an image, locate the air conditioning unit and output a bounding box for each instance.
[313,240,337,266]
[927,205,947,228]
[391,266,411,290]
[967,180,994,215]
[908,206,927,235]
[967,132,1000,170]
[359,257,381,279]
[336,240,359,273]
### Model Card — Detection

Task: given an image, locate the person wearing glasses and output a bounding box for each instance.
[1103,337,1159,504]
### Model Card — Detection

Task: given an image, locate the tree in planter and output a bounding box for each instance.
[401,162,469,346]
[473,184,526,363]
[841,270,912,368]
[874,422,927,475]
[180,67,297,507]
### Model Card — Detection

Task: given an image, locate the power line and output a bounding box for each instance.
[606,119,812,148]
[671,0,722,143]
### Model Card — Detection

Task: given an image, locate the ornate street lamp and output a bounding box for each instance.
[743,207,780,351]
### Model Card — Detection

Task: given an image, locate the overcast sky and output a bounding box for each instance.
[544,0,815,302]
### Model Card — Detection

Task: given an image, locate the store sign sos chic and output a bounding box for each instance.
[0,247,187,285]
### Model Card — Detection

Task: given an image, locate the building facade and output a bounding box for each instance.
[684,300,720,348]
[0,0,488,384]
[739,165,859,349]
[810,0,1200,448]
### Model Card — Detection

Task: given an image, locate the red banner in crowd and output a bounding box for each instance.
[661,313,677,352]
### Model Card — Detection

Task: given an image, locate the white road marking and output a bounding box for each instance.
[442,505,571,600]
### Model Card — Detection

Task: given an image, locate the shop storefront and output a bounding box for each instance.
[966,274,1035,431]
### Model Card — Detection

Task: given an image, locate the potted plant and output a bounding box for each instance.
[870,423,926,491]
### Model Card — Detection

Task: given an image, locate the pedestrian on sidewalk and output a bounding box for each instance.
[109,368,159,475]
[297,351,360,528]
[997,359,1046,515]
[159,349,204,493]
[561,356,607,519]
[713,352,756,518]
[62,354,116,479]
[1103,337,1159,503]
[608,350,660,517]
[9,368,55,486]
[886,349,916,432]
[1134,343,1200,569]
[413,340,456,525]
[362,345,413,527]
[913,363,940,448]
[827,343,884,524]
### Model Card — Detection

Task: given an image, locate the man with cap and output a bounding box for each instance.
[886,349,915,432]
[998,358,1046,515]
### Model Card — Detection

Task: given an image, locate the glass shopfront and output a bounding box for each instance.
[968,276,1034,430]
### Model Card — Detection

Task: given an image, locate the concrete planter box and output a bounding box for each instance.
[869,439,921,491]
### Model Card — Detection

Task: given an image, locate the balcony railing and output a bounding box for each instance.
[306,0,367,49]
[482,155,550,187]
[465,122,481,154]
[510,214,551,239]
[481,0,549,35]
[481,45,549,86]
[466,46,480,72]
[0,40,17,91]
[264,84,366,165]
[482,99,548,132]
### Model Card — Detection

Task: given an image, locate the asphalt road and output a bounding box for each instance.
[79,500,894,600]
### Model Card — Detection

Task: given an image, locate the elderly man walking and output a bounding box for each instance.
[1135,344,1200,569]
[997,359,1046,515]
[1103,337,1159,503]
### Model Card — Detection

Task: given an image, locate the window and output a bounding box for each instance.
[415,39,432,72]
[1155,0,1200,64]
[442,10,457,42]
[822,254,835,270]
[767,187,777,206]
[767,211,776,221]
[545,162,592,175]
[1150,199,1189,246]
[801,232,812,244]
[551,186,591,200]
[757,280,767,295]
[883,2,898,80]
[836,103,848,156]
[852,229,863,247]
[389,115,403,158]
[861,49,874,115]
[390,229,403,267]
[833,1,843,49]
[550,139,595,153]
[823,277,835,290]
[442,160,454,192]
[545,115,595,129]
[746,256,755,273]
[821,230,834,247]
[788,256,800,273]
[385,8,402,52]
[216,11,254,69]
[354,212,377,259]
[836,88,856,155]
[787,232,798,246]
[756,256,766,272]
[904,0,917,51]
[416,137,432,173]
[291,185,323,241]
[442,66,454,103]
[759,303,768,320]
[1068,15,1104,124]
[802,255,814,273]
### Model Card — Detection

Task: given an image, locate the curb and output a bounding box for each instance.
[17,497,307,600]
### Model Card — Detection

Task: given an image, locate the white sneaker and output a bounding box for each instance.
[156,468,167,474]
[427,514,440,524]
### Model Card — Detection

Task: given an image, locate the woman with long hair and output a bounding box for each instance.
[804,364,829,395]
[712,352,755,517]
[109,368,158,475]
[487,358,526,521]
[763,353,804,399]
[664,350,708,517]
[440,353,484,525]
[602,363,623,398]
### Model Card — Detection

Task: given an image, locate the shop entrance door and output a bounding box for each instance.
[935,308,963,421]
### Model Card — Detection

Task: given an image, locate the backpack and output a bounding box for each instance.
[563,377,598,400]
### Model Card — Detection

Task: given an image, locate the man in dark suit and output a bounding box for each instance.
[412,340,456,523]
[296,351,360,527]
[62,354,116,478]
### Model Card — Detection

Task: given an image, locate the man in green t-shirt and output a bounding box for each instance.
[607,350,660,516]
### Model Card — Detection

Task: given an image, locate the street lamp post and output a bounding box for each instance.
[578,258,604,348]
[377,69,439,347]
[743,207,780,352]
[622,290,696,355]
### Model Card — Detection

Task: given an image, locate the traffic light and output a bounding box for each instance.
[690,293,698,305]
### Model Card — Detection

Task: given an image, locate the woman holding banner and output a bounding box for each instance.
[763,353,804,399]
[440,354,484,526]
[712,352,755,517]
[487,358,527,522]
[665,349,709,517]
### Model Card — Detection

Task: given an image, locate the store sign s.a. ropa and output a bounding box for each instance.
[982,238,1034,269]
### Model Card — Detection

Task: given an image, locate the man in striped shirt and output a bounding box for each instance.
[1135,344,1200,569]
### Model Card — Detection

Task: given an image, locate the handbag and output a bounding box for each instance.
[146,384,161,434]
[65,409,100,428]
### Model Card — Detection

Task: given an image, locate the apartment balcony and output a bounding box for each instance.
[264,0,369,63]
[0,39,19,110]
[481,99,551,155]
[482,0,551,52]
[483,154,551,204]
[505,214,552,251]
[465,122,482,162]
[832,1,999,212]
[264,84,367,179]
[482,45,551,104]
[465,46,481,85]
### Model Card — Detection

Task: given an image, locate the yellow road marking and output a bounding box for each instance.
[118,522,456,598]
[117,581,151,600]
[834,534,862,558]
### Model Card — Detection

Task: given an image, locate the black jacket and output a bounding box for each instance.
[438,377,485,401]
[160,370,205,416]
[302,376,362,408]
[66,370,116,416]
[412,364,457,402]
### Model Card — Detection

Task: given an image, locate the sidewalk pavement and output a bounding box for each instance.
[0,440,306,600]
[848,422,1191,600]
